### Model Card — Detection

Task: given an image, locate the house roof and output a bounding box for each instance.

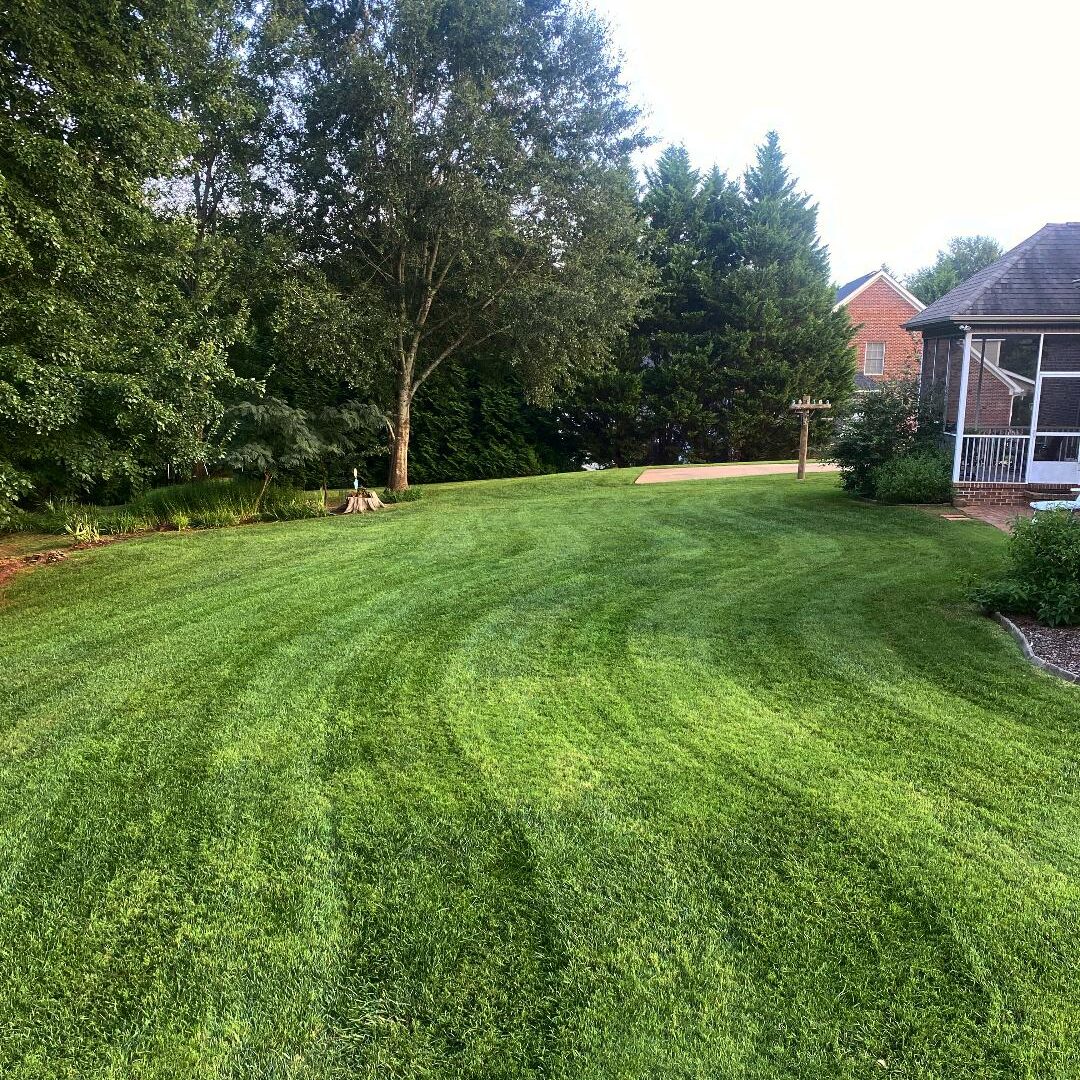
[905,222,1080,329]
[834,269,925,313]
[835,271,877,306]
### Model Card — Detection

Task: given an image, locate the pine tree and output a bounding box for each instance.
[711,132,853,458]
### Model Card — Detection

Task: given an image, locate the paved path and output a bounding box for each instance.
[635,462,840,484]
[959,504,1033,532]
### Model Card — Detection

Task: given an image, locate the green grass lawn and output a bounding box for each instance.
[2,470,1079,1079]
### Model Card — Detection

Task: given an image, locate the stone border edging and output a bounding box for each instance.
[992,612,1080,685]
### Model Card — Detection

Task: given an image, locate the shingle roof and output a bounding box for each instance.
[835,271,877,305]
[905,223,1080,329]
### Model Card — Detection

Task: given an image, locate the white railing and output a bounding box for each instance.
[957,434,1030,484]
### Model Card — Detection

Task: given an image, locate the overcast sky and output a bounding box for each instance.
[588,0,1079,286]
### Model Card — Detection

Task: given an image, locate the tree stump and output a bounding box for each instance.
[337,489,385,514]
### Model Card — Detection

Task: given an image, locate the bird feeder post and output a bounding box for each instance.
[789,396,832,480]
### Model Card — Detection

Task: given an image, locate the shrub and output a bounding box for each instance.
[1,477,327,539]
[830,378,942,497]
[260,494,324,521]
[131,478,258,522]
[972,510,1080,626]
[380,486,424,504]
[871,450,953,504]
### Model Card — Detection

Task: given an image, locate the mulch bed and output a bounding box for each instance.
[0,535,130,590]
[1009,615,1080,680]
[0,549,67,589]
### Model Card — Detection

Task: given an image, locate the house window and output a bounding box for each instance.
[864,342,886,376]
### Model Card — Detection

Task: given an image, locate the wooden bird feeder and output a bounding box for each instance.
[789,396,832,479]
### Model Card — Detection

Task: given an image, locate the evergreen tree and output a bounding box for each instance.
[708,132,852,459]
[563,133,853,466]
[407,352,578,483]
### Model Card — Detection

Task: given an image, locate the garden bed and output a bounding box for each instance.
[994,613,1080,683]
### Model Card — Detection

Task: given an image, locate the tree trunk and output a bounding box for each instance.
[387,388,411,491]
[255,470,273,512]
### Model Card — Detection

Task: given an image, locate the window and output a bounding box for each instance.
[864,342,885,376]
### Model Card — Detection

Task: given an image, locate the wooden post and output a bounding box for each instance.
[789,396,833,479]
[798,411,810,480]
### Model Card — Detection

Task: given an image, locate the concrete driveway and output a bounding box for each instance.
[635,462,839,484]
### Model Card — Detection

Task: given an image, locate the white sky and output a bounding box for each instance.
[588,0,1080,285]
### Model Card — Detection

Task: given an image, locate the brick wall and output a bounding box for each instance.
[845,277,922,384]
[953,483,1076,507]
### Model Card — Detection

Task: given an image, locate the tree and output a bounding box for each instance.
[708,132,853,459]
[292,0,651,490]
[830,377,943,497]
[224,392,381,508]
[0,0,250,514]
[407,351,579,482]
[561,134,853,467]
[907,235,1003,305]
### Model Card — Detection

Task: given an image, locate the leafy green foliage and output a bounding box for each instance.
[831,378,943,497]
[131,476,321,525]
[294,0,651,488]
[9,477,323,537]
[871,450,953,504]
[0,0,245,506]
[907,235,1004,305]
[223,393,382,499]
[406,355,578,483]
[974,510,1080,626]
[62,510,102,544]
[563,135,855,467]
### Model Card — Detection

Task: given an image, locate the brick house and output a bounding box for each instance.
[904,222,1080,504]
[833,269,925,390]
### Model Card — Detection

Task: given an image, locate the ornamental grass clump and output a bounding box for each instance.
[972,509,1080,626]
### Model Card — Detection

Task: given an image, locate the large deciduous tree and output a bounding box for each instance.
[293,0,651,489]
[0,0,244,514]
[906,235,1003,305]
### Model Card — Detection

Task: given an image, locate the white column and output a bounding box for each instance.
[951,329,974,484]
[1024,334,1045,483]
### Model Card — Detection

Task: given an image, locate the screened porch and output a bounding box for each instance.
[920,332,1080,487]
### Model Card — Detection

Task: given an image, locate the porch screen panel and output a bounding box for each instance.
[921,339,948,417]
[998,336,1039,381]
[1040,335,1080,372]
[919,338,936,389]
[1035,377,1080,432]
[944,339,962,430]
[964,337,1024,432]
